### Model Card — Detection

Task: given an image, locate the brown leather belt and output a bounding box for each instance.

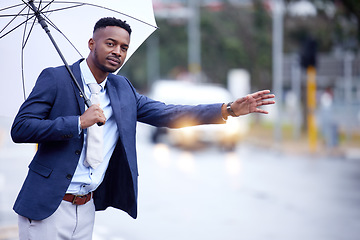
[63,192,93,205]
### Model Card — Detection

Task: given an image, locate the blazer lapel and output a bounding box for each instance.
[106,76,123,137]
[70,59,86,114]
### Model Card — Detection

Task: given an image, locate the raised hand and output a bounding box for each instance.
[230,90,275,116]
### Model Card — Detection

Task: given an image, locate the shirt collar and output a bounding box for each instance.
[80,59,107,90]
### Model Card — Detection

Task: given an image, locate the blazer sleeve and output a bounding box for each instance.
[134,90,225,128]
[11,68,79,143]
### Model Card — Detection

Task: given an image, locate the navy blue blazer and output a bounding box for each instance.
[11,59,224,221]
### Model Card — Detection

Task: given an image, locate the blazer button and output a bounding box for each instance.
[66,174,72,180]
[75,150,81,155]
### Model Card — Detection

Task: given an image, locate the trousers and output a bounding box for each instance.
[18,199,95,240]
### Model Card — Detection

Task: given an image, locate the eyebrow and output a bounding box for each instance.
[106,38,129,48]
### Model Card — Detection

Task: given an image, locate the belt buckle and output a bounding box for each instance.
[72,194,84,205]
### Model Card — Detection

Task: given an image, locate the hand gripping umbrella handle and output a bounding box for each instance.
[28,1,103,126]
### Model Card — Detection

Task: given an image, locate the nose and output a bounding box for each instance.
[112,45,121,57]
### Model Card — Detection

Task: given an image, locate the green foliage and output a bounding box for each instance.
[201,1,272,88]
[285,0,359,52]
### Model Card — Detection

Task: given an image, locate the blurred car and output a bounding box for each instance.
[148,80,249,150]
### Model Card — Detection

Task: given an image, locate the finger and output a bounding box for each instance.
[259,100,275,106]
[251,93,275,101]
[98,113,106,122]
[261,94,275,99]
[251,90,271,98]
[253,94,275,103]
[95,117,106,126]
[254,108,269,114]
[255,92,274,99]
[261,93,275,99]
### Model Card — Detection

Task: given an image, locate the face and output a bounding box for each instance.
[88,26,130,74]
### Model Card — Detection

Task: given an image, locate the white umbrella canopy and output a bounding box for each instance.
[0,0,157,117]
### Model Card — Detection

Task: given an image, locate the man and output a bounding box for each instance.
[11,17,275,239]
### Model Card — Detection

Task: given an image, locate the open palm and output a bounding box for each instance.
[231,90,275,116]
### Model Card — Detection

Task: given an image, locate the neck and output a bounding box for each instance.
[85,58,108,84]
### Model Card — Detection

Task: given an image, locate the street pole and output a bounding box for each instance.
[188,0,201,82]
[306,66,317,152]
[147,35,160,87]
[272,0,284,143]
[344,52,354,140]
[300,36,318,153]
[291,54,302,139]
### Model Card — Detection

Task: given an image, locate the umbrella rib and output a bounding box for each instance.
[81,3,158,29]
[0,3,28,13]
[0,4,34,39]
[0,15,37,39]
[22,11,37,50]
[0,13,35,18]
[20,0,81,58]
[0,0,49,17]
[42,14,83,58]
[39,1,158,29]
[19,0,45,99]
[37,0,55,14]
[1,1,158,38]
[31,1,85,58]
[36,1,85,58]
[20,7,34,100]
[39,2,84,14]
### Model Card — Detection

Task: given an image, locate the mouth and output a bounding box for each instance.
[106,57,121,66]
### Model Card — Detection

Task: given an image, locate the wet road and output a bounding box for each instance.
[0,120,360,240]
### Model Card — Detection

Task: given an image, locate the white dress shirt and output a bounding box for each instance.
[66,60,119,195]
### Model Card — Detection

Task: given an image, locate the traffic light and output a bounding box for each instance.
[300,37,317,69]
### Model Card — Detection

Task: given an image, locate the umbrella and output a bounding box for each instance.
[0,0,158,117]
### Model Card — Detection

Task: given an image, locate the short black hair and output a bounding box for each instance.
[93,17,132,36]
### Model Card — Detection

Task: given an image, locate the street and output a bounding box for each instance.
[0,119,360,240]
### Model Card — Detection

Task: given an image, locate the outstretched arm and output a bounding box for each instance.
[221,90,275,119]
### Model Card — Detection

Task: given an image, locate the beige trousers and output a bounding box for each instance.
[18,199,95,240]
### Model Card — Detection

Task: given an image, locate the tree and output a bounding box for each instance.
[285,0,360,51]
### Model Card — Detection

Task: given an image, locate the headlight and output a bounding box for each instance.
[224,117,241,137]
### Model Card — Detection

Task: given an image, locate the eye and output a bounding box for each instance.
[106,42,114,47]
[121,46,128,52]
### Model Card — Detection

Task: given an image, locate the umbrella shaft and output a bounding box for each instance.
[27,0,91,109]
[28,1,48,32]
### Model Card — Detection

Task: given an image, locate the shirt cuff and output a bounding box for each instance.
[78,116,82,135]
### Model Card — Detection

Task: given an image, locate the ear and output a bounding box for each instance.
[88,38,95,51]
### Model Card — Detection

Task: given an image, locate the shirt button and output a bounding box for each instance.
[66,174,72,180]
[75,150,81,155]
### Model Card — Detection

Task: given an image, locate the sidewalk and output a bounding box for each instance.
[243,124,360,159]
[0,226,17,240]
